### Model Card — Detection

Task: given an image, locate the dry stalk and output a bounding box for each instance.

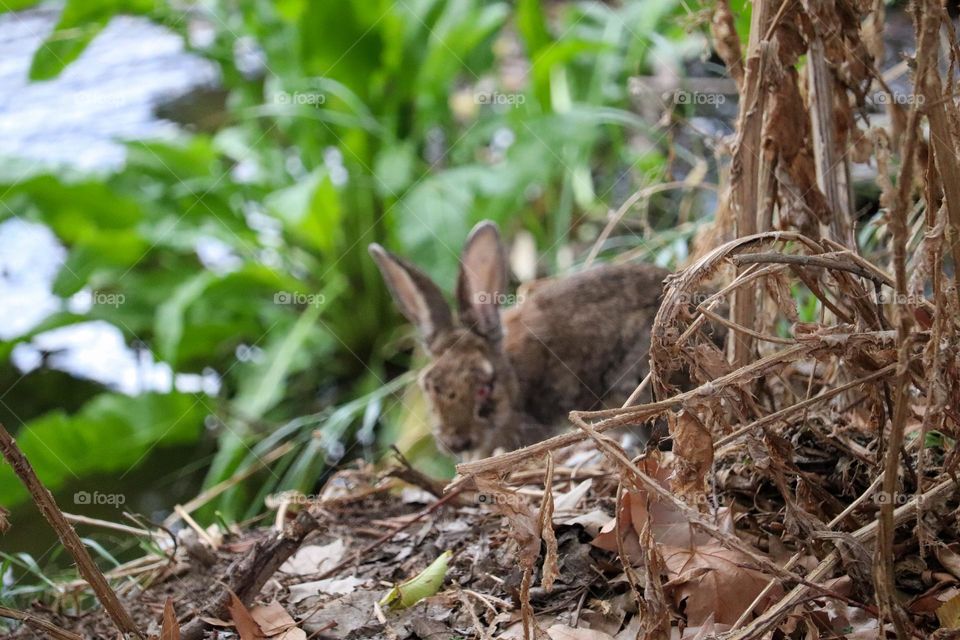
[0,423,144,639]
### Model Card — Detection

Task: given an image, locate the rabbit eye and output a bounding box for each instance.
[476,382,493,401]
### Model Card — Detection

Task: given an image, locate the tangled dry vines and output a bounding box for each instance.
[452,0,960,638]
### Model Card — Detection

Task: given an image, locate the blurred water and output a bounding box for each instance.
[0,8,218,172]
[0,8,221,392]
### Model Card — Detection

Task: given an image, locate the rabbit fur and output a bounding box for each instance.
[369,220,670,457]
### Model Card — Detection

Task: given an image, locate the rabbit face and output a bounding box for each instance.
[418,330,518,453]
[369,221,513,455]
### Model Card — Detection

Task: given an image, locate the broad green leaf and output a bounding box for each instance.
[0,392,206,506]
[265,169,342,254]
[379,551,452,609]
[234,302,327,419]
[29,0,158,80]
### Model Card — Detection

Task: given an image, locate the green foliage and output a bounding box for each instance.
[0,393,205,505]
[2,0,709,520]
[29,0,158,80]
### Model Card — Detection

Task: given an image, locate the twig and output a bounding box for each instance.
[180,507,320,640]
[0,606,83,640]
[725,479,956,639]
[0,423,143,639]
[713,364,897,451]
[731,253,885,284]
[63,512,155,538]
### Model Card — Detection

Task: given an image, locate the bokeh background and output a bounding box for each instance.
[0,0,740,578]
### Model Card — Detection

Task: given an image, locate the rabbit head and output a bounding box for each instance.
[369,221,521,454]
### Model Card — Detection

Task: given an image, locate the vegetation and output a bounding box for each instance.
[0,0,717,521]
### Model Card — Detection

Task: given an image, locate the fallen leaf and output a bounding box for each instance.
[302,590,379,637]
[546,624,617,640]
[561,509,612,537]
[288,576,365,603]
[937,544,960,580]
[938,592,960,629]
[400,487,435,504]
[161,597,180,640]
[250,601,301,637]
[227,590,264,640]
[475,474,540,568]
[379,550,452,610]
[661,542,775,626]
[280,540,346,575]
[553,479,593,513]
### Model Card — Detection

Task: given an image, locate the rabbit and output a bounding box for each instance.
[368,220,671,457]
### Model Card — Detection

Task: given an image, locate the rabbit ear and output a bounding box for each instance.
[369,244,453,352]
[456,220,507,343]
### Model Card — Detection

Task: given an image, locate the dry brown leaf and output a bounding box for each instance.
[546,624,617,640]
[593,456,732,558]
[661,542,774,626]
[475,473,540,568]
[226,590,265,640]
[938,591,960,629]
[668,410,714,504]
[160,597,180,640]
[936,544,960,580]
[250,601,303,638]
[280,540,345,575]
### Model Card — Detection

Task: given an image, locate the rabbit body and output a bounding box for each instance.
[497,262,668,450]
[370,221,669,456]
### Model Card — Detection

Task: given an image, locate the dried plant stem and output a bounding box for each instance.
[808,35,853,246]
[725,478,954,639]
[453,344,813,480]
[921,49,960,308]
[871,3,937,637]
[731,253,886,284]
[714,364,897,452]
[0,606,83,640]
[0,423,144,639]
[728,0,774,366]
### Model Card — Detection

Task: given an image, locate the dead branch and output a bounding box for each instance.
[0,423,143,639]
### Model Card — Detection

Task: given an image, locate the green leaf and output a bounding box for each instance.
[373,142,416,197]
[265,169,343,254]
[29,0,158,80]
[0,392,206,506]
[0,0,42,13]
[234,302,327,420]
[379,550,452,609]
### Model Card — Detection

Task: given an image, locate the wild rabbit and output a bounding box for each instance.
[369,220,671,457]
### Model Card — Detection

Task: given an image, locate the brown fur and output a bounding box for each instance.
[369,221,669,457]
